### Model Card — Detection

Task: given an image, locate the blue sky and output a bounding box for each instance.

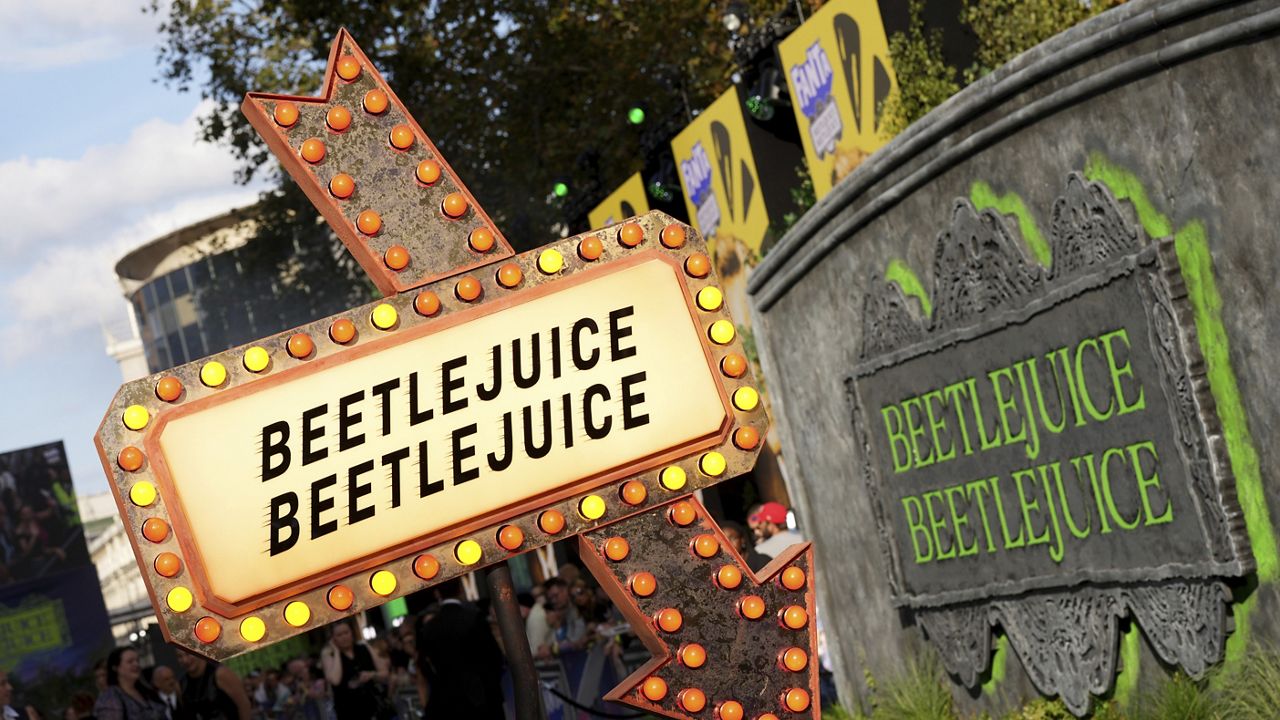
[0,2,260,496]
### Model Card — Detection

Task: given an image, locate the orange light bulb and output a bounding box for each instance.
[721,353,748,378]
[692,534,720,558]
[685,253,711,278]
[117,446,144,472]
[154,552,182,578]
[618,223,644,247]
[363,90,388,114]
[655,608,682,633]
[496,263,523,288]
[679,643,706,668]
[669,501,697,527]
[326,106,352,132]
[603,537,629,562]
[716,565,742,590]
[442,192,468,218]
[629,572,656,597]
[416,159,442,185]
[641,676,667,701]
[677,688,706,713]
[783,688,811,713]
[287,333,314,359]
[579,236,603,260]
[717,700,744,720]
[734,426,760,450]
[389,125,414,150]
[539,510,566,534]
[413,554,440,580]
[329,318,356,344]
[357,210,382,235]
[739,595,766,620]
[142,517,169,543]
[194,617,221,644]
[327,585,354,611]
[469,227,495,252]
[781,647,808,672]
[660,223,686,248]
[336,56,361,81]
[155,376,183,402]
[780,566,806,591]
[300,138,326,163]
[273,102,299,127]
[781,605,809,629]
[414,291,441,317]
[385,245,410,270]
[455,276,482,302]
[498,525,524,551]
[620,481,647,506]
[329,173,355,198]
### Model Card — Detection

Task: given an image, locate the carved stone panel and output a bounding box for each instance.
[846,174,1252,715]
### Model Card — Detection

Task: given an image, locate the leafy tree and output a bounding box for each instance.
[149,0,806,298]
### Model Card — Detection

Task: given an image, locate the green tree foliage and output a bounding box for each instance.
[879,0,960,137]
[961,0,1127,82]
[149,0,802,271]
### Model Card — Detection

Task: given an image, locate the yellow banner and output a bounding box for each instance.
[778,0,897,199]
[671,86,769,255]
[588,173,650,229]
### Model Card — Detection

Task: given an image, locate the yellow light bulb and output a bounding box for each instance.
[699,451,727,477]
[284,601,310,627]
[371,303,398,330]
[579,495,607,520]
[733,387,760,411]
[167,586,193,613]
[240,616,266,642]
[243,347,270,373]
[370,570,397,596]
[456,540,483,565]
[130,481,157,507]
[538,249,564,274]
[709,320,736,345]
[696,287,723,311]
[660,466,687,491]
[122,405,149,431]
[201,361,227,387]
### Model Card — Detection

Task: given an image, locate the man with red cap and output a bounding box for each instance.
[747,501,803,559]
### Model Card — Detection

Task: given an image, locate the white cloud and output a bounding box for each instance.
[0,101,262,363]
[0,0,160,70]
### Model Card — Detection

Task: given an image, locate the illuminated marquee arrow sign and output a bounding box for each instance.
[94,29,816,719]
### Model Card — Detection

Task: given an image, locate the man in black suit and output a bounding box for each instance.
[415,578,506,719]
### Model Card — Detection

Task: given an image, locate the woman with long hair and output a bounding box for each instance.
[94,648,167,720]
[320,622,389,720]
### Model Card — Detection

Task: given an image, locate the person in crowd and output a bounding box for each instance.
[748,501,804,558]
[93,662,108,694]
[151,666,181,719]
[557,563,581,587]
[414,578,504,719]
[176,648,252,720]
[0,670,17,720]
[722,520,771,572]
[528,577,587,661]
[94,648,167,720]
[279,660,323,720]
[320,621,389,720]
[252,670,289,720]
[64,693,95,720]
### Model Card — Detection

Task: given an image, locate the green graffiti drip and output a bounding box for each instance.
[1114,622,1141,707]
[982,634,1008,696]
[885,259,933,317]
[1084,152,1276,666]
[969,181,1052,266]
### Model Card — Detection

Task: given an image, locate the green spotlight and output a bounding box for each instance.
[553,181,569,198]
[627,106,646,125]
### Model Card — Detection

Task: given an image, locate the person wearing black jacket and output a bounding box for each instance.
[414,578,505,719]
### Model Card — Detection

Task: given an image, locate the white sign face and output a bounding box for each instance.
[157,258,726,604]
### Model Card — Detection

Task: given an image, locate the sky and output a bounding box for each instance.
[0,1,262,497]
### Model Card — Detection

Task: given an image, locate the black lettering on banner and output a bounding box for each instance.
[572,318,600,370]
[584,384,612,439]
[621,371,650,429]
[269,492,299,555]
[408,372,433,425]
[339,391,365,451]
[347,460,376,525]
[609,306,637,361]
[382,447,411,508]
[311,475,337,539]
[417,439,443,497]
[550,327,563,379]
[301,404,327,466]
[442,356,468,414]
[477,346,502,401]
[452,423,480,485]
[262,421,291,481]
[371,378,401,436]
[561,393,574,450]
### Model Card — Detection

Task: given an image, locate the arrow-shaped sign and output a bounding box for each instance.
[582,496,817,719]
[94,29,818,713]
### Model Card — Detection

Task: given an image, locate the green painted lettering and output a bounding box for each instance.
[1100,329,1146,416]
[945,485,978,557]
[990,475,1026,549]
[1101,446,1141,530]
[923,390,956,463]
[923,490,955,560]
[882,404,912,474]
[902,495,933,563]
[1013,469,1051,548]
[965,478,997,552]
[1075,338,1115,423]
[1128,440,1172,525]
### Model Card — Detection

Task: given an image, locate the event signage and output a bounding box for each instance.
[588,172,650,230]
[778,0,897,199]
[671,87,771,255]
[95,31,817,719]
[847,175,1253,714]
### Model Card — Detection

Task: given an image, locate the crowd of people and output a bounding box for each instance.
[0,453,86,584]
[1,502,804,720]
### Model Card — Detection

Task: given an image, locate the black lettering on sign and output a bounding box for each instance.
[262,421,291,481]
[584,384,612,440]
[442,356,468,414]
[269,492,299,555]
[301,404,327,466]
[382,446,411,508]
[408,372,433,425]
[452,423,479,485]
[572,318,600,370]
[524,400,553,459]
[347,460,376,525]
[311,475,337,540]
[417,439,443,497]
[513,334,541,389]
[621,371,651,430]
[338,391,365,451]
[477,346,502,401]
[609,306,637,361]
[371,378,400,436]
